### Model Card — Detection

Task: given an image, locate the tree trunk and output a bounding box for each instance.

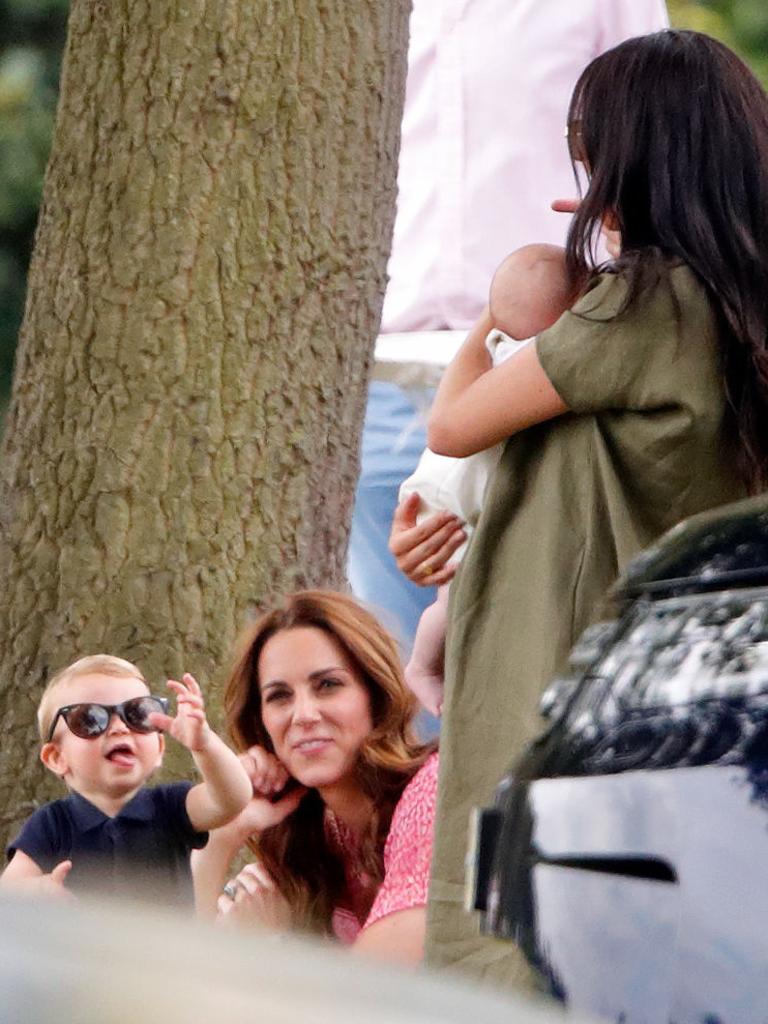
[0,0,410,842]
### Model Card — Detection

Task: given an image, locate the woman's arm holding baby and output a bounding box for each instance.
[428,309,568,457]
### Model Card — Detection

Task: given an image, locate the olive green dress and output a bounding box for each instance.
[425,265,746,986]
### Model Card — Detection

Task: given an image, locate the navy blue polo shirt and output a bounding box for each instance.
[7,783,208,908]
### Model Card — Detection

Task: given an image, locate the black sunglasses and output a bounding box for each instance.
[46,696,168,743]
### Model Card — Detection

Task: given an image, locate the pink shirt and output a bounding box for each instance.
[380,0,669,339]
[326,752,439,944]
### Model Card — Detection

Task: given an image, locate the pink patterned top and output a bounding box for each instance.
[324,751,439,944]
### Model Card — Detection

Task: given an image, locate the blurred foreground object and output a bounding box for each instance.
[0,894,575,1024]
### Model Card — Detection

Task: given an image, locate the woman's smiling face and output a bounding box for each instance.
[258,626,374,789]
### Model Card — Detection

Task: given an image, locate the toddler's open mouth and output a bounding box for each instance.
[106,744,135,766]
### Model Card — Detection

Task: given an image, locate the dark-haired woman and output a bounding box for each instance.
[389,30,768,983]
[192,590,437,964]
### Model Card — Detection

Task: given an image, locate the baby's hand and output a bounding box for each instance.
[151,674,211,753]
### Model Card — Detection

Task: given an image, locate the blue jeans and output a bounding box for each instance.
[349,382,439,735]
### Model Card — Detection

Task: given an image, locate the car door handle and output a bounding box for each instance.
[534,851,678,884]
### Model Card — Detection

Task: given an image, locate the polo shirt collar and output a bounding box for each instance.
[66,787,155,830]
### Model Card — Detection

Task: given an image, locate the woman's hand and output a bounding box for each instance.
[214,747,307,847]
[241,745,290,797]
[193,746,306,918]
[217,863,292,932]
[388,493,466,587]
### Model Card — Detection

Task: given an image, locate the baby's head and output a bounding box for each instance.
[38,655,166,801]
[489,243,575,340]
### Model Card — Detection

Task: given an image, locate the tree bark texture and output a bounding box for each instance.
[0,0,411,841]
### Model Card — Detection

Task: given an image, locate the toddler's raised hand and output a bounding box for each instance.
[152,673,211,752]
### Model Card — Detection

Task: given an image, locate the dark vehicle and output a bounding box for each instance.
[470,496,768,1024]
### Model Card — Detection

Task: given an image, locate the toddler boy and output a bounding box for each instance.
[1,655,252,908]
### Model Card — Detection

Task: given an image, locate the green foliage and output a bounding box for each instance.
[669,0,768,85]
[0,0,67,395]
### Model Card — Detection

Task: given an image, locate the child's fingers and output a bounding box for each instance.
[148,711,174,732]
[166,677,205,708]
[166,678,198,698]
[177,708,205,724]
[181,672,202,696]
[167,683,205,715]
[50,860,72,884]
[174,692,204,711]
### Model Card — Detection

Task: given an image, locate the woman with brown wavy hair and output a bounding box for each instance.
[192,590,437,963]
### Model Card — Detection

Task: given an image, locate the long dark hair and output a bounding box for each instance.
[566,29,768,493]
[224,590,433,935]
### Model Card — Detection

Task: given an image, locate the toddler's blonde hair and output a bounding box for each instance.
[37,655,147,742]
